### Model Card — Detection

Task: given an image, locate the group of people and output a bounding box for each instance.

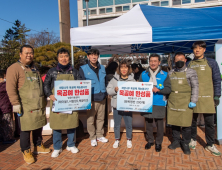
[0,40,220,165]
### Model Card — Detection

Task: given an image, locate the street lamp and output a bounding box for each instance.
[85,0,89,26]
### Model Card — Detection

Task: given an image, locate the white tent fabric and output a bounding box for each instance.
[70,5,152,46]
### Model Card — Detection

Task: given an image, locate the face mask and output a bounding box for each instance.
[175,61,185,68]
[4,79,6,82]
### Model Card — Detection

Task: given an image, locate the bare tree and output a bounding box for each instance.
[27,30,60,48]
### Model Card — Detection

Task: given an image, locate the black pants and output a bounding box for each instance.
[172,125,191,144]
[145,118,164,145]
[191,113,215,146]
[14,113,21,136]
[20,127,43,152]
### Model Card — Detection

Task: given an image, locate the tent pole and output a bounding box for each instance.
[85,0,89,26]
[71,45,74,68]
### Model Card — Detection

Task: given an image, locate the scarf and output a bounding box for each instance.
[58,63,71,71]
[148,66,160,86]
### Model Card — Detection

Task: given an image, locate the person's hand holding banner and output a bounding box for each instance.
[49,95,57,101]
[115,87,119,92]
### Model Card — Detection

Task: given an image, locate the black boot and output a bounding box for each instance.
[155,144,162,152]
[181,141,191,155]
[145,142,154,150]
[168,140,180,150]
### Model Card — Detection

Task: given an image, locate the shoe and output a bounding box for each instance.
[113,140,120,148]
[51,149,62,158]
[2,139,16,144]
[199,124,205,128]
[189,139,197,150]
[33,143,51,154]
[97,137,109,143]
[205,144,221,156]
[181,142,191,155]
[22,149,35,164]
[127,140,132,148]
[155,144,162,152]
[168,140,180,150]
[66,146,79,153]
[145,142,154,150]
[91,139,97,147]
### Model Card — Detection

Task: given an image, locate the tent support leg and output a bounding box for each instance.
[71,45,74,68]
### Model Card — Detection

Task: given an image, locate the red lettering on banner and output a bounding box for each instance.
[85,89,89,95]
[63,90,67,96]
[68,90,73,96]
[119,90,124,96]
[57,90,62,96]
[129,91,134,96]
[136,91,140,97]
[80,89,84,95]
[75,90,79,96]
[124,90,129,96]
[146,91,150,97]
[141,91,145,97]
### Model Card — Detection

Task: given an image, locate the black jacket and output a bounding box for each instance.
[43,65,79,97]
[187,57,221,97]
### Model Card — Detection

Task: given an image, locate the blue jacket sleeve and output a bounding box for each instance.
[78,67,86,80]
[207,58,221,97]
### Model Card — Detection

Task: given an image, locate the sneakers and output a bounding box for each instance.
[127,140,132,148]
[113,140,120,148]
[205,144,221,156]
[33,143,51,154]
[97,137,109,143]
[66,146,79,153]
[189,139,197,150]
[22,149,35,164]
[51,149,62,158]
[168,140,181,150]
[91,139,98,147]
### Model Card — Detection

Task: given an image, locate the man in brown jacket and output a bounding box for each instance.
[6,45,50,164]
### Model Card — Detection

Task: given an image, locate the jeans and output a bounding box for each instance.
[172,125,191,144]
[113,108,132,139]
[145,118,164,145]
[191,113,215,146]
[20,127,42,152]
[53,128,76,150]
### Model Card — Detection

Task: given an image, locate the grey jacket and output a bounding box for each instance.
[106,73,136,108]
[168,66,199,103]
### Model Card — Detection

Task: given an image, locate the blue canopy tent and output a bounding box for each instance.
[70,5,222,62]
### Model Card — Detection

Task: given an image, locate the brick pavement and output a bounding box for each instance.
[0,127,222,170]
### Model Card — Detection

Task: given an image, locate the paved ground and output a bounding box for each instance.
[0,127,222,170]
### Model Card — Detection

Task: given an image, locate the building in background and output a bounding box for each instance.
[77,0,222,27]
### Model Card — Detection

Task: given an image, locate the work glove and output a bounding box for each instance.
[214,96,220,107]
[156,84,164,90]
[188,102,196,108]
[13,105,23,117]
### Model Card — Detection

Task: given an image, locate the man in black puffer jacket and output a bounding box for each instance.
[43,65,78,97]
[187,41,221,156]
[43,48,80,158]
